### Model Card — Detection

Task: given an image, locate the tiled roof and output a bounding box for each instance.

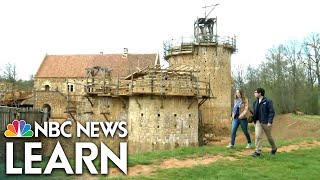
[35,54,157,78]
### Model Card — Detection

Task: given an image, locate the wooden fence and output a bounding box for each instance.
[0,106,45,131]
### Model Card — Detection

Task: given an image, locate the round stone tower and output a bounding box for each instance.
[164,16,236,136]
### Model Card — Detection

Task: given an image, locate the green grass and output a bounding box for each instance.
[127,145,233,167]
[274,137,314,146]
[108,146,320,180]
[124,136,319,167]
[77,145,234,170]
[247,123,255,133]
[291,114,320,122]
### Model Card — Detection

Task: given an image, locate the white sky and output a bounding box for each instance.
[0,0,320,80]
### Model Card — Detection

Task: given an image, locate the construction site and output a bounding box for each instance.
[1,6,236,156]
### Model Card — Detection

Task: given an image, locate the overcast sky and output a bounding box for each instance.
[1,0,320,80]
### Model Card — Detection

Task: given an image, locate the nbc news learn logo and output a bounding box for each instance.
[4,120,34,137]
[4,119,128,175]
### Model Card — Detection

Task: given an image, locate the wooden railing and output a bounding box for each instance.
[163,35,237,59]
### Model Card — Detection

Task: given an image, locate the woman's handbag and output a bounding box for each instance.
[246,108,254,123]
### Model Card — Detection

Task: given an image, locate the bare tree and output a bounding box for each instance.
[283,40,304,111]
[303,33,320,114]
[243,65,261,105]
[1,63,18,83]
[231,34,320,115]
[232,64,246,89]
[265,45,290,113]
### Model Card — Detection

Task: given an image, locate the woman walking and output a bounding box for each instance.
[227,89,252,148]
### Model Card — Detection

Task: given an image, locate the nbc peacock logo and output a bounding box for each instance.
[4,120,34,137]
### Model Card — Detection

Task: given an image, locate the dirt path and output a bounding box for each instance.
[77,155,237,179]
[236,140,320,156]
[104,155,237,177]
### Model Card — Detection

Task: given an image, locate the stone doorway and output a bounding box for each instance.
[42,104,51,122]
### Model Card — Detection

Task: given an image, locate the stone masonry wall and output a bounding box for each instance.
[41,96,128,157]
[168,45,232,136]
[127,96,199,154]
[34,77,86,118]
[34,77,87,95]
[34,91,68,119]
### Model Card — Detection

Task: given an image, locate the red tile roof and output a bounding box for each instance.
[35,54,157,78]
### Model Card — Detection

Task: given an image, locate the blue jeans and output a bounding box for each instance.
[230,118,251,145]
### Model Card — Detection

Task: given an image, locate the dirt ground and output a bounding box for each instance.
[80,114,320,179]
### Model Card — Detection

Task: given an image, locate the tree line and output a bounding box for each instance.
[0,63,34,91]
[232,33,320,115]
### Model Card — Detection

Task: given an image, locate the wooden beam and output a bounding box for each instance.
[69,113,77,122]
[86,96,94,107]
[119,96,126,109]
[101,113,109,121]
[188,97,198,109]
[135,98,141,109]
[198,97,208,108]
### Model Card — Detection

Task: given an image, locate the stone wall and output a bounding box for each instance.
[167,45,232,136]
[40,120,125,158]
[34,77,86,95]
[34,77,86,119]
[127,95,199,154]
[75,96,128,122]
[41,96,128,157]
[34,91,68,119]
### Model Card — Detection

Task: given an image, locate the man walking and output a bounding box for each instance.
[252,88,277,157]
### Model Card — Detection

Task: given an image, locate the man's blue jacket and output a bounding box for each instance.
[252,97,275,124]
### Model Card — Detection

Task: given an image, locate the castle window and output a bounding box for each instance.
[44,85,50,91]
[68,85,74,92]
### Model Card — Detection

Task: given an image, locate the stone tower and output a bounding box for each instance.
[164,14,236,136]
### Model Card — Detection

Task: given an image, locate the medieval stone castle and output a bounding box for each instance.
[33,15,236,155]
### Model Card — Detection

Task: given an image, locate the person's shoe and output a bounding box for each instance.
[270,148,277,155]
[252,151,261,157]
[226,143,234,148]
[246,143,252,149]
